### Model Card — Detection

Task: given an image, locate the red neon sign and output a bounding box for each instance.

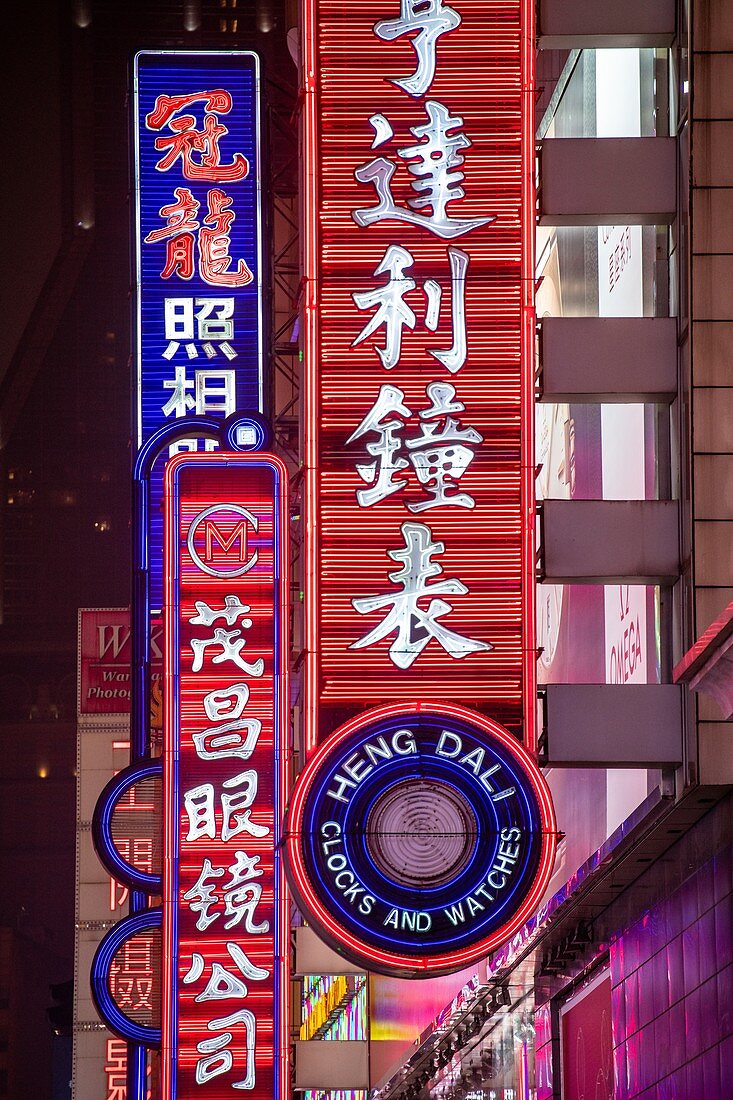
[163,453,289,1100]
[303,0,536,751]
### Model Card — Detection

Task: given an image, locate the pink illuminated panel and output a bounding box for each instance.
[163,453,288,1100]
[303,0,537,749]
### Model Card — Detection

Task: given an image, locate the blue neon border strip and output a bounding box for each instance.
[92,759,163,894]
[90,907,163,1046]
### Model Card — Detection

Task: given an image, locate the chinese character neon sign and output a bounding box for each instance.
[163,453,288,1100]
[303,0,537,750]
[134,52,263,609]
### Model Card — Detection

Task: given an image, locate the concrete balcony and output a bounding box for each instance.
[539,317,678,404]
[539,139,676,226]
[538,0,675,48]
[541,499,680,585]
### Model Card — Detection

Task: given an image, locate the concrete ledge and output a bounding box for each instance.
[294,1040,369,1089]
[545,684,683,767]
[293,925,365,976]
[540,317,677,403]
[539,0,674,48]
[542,499,680,584]
[539,139,676,226]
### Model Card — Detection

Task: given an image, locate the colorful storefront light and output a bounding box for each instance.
[162,452,289,1100]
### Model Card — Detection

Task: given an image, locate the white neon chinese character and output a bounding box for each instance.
[163,297,237,360]
[375,0,460,97]
[161,366,235,417]
[183,941,270,1002]
[350,521,491,668]
[353,246,468,372]
[405,381,483,511]
[352,245,416,369]
[347,384,411,505]
[221,770,270,842]
[354,102,494,239]
[193,683,262,762]
[348,381,482,511]
[190,625,264,677]
[222,850,269,933]
[183,772,267,843]
[190,595,251,627]
[195,1009,256,1090]
[183,858,224,931]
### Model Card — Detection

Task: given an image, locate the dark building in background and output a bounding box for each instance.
[0,3,296,1097]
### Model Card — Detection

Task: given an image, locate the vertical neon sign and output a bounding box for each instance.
[163,452,288,1100]
[303,0,536,751]
[135,52,264,609]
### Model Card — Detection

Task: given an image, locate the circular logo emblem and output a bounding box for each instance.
[186,503,259,578]
[284,704,557,977]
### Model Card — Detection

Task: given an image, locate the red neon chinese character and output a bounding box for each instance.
[144,187,200,244]
[146,90,249,182]
[110,839,154,911]
[162,236,194,280]
[105,1038,126,1100]
[199,189,253,287]
[144,188,200,280]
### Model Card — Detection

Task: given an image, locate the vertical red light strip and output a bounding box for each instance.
[163,453,289,1100]
[303,0,536,748]
[521,0,537,752]
[303,0,320,757]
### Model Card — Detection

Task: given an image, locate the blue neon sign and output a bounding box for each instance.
[134,51,263,608]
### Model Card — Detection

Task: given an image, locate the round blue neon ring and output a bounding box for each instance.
[222,410,270,452]
[293,712,546,961]
[92,759,162,894]
[90,907,162,1046]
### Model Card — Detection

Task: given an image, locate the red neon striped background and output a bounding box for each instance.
[304,0,535,744]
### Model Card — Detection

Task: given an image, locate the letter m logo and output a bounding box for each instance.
[204,520,248,562]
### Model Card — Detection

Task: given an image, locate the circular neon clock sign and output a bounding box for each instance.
[285,703,557,978]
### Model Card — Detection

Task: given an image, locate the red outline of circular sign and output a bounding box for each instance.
[285,702,558,976]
